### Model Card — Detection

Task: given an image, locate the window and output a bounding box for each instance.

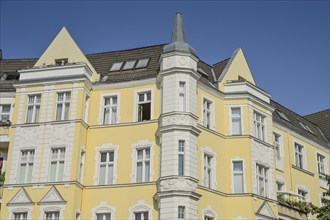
[19,150,34,183]
[317,153,326,175]
[109,62,123,72]
[135,58,149,69]
[254,112,265,141]
[276,110,290,122]
[96,213,111,220]
[178,206,185,220]
[45,211,60,220]
[98,151,114,185]
[273,133,281,160]
[137,92,151,122]
[204,216,214,220]
[294,143,304,169]
[203,98,212,129]
[56,92,70,121]
[13,212,27,220]
[231,107,242,135]
[0,104,10,122]
[84,95,90,122]
[204,154,213,188]
[26,94,41,123]
[233,161,244,193]
[78,150,85,183]
[103,96,118,124]
[55,58,68,66]
[122,60,136,70]
[50,148,65,182]
[299,122,314,133]
[136,148,150,182]
[298,189,308,202]
[178,140,185,176]
[179,82,186,111]
[134,212,148,220]
[256,164,268,197]
[276,181,285,200]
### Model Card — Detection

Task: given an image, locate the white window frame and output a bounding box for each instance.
[130,140,154,183]
[178,206,185,220]
[179,81,186,112]
[294,142,305,169]
[98,93,120,125]
[9,208,32,220]
[273,133,281,161]
[231,107,242,135]
[202,206,217,220]
[26,94,41,123]
[273,132,284,171]
[103,96,118,125]
[203,154,213,188]
[202,147,217,189]
[297,187,309,203]
[98,151,115,185]
[254,111,266,141]
[78,149,85,184]
[18,149,35,183]
[232,159,245,193]
[13,211,28,220]
[91,201,116,220]
[49,148,66,182]
[135,148,150,183]
[55,92,71,121]
[39,206,64,220]
[44,210,60,220]
[133,89,154,122]
[276,180,285,200]
[256,163,269,197]
[94,144,118,185]
[178,140,185,176]
[0,104,11,122]
[84,94,90,123]
[128,200,152,220]
[202,98,213,129]
[317,153,326,176]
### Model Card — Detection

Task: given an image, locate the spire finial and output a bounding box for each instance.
[171,13,186,43]
[163,13,196,55]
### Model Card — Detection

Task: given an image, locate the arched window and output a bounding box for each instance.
[129,200,152,220]
[91,202,116,220]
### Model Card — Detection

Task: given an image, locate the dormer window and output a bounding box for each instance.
[122,60,136,70]
[299,122,314,134]
[109,62,123,72]
[276,110,290,122]
[55,58,68,66]
[135,58,149,69]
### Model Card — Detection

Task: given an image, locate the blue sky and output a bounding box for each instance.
[1,1,329,116]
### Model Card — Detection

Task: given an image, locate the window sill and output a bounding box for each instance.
[292,165,314,176]
[21,123,40,127]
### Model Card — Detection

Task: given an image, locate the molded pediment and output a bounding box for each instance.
[219,48,256,91]
[39,186,66,204]
[34,27,99,82]
[8,188,33,205]
[256,201,276,219]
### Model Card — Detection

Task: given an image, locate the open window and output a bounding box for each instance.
[137,92,151,122]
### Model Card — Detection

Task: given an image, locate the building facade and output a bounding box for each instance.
[0,13,329,220]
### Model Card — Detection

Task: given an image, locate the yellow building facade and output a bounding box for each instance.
[0,13,329,220]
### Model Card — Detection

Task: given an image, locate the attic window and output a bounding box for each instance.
[238,75,247,82]
[110,62,123,72]
[0,74,7,81]
[55,58,68,66]
[122,60,136,70]
[135,58,149,69]
[299,121,314,134]
[276,110,290,122]
[101,76,108,82]
[197,67,208,77]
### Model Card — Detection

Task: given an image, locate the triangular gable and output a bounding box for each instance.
[38,186,66,204]
[218,48,256,91]
[8,188,34,206]
[34,27,99,82]
[256,201,276,219]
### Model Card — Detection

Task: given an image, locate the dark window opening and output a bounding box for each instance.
[138,103,151,121]
[55,58,68,66]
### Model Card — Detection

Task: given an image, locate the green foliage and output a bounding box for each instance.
[316,175,330,220]
[0,172,5,183]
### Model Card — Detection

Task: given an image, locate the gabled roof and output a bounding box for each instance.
[271,100,329,147]
[304,109,330,142]
[212,58,230,81]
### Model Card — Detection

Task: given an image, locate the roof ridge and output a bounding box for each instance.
[86,43,167,56]
[212,57,230,66]
[304,108,330,117]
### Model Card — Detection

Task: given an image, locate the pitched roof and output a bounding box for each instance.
[88,44,164,83]
[0,58,37,92]
[271,100,329,147]
[304,109,330,142]
[212,58,230,81]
